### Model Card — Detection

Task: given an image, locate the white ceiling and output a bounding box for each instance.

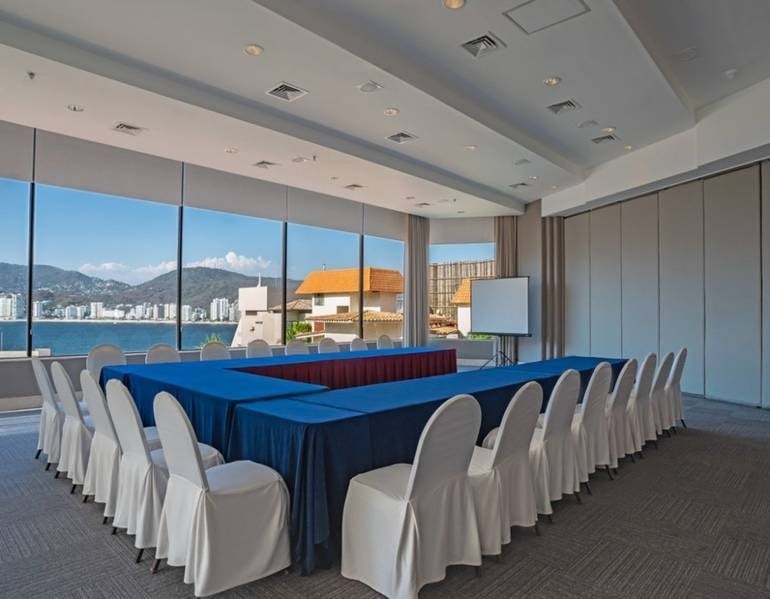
[0,0,767,218]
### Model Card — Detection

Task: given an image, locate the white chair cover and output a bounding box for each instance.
[349,337,368,352]
[51,362,93,485]
[627,353,657,451]
[342,394,482,599]
[86,343,126,380]
[650,352,675,434]
[285,339,309,356]
[81,370,121,517]
[200,341,230,361]
[145,343,181,364]
[666,348,688,428]
[606,359,638,469]
[317,337,339,354]
[376,334,394,349]
[469,382,542,555]
[154,392,290,597]
[573,363,612,481]
[31,358,63,465]
[246,339,272,358]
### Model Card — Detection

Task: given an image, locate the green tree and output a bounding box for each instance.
[199,332,224,348]
[286,321,312,342]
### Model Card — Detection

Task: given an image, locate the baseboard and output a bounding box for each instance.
[0,395,42,412]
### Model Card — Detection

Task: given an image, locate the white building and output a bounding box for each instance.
[181,304,192,322]
[89,302,104,319]
[0,294,24,320]
[209,298,230,322]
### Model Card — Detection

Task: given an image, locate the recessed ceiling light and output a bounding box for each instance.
[67,104,84,112]
[224,147,239,154]
[344,184,364,191]
[601,126,616,133]
[514,158,531,166]
[416,202,431,207]
[253,160,278,169]
[551,185,559,190]
[406,195,415,200]
[578,119,598,128]
[463,144,478,151]
[292,156,310,163]
[357,80,384,93]
[624,145,633,151]
[244,44,264,57]
[543,76,562,87]
[383,107,400,117]
[439,199,450,203]
[331,176,339,180]
[443,0,465,9]
[724,68,739,80]
[529,175,538,180]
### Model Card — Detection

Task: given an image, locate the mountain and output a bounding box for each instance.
[0,262,301,310]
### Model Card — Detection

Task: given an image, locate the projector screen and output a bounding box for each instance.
[470,277,530,336]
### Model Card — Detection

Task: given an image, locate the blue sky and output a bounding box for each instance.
[1,179,493,285]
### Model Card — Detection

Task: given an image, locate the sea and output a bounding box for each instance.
[0,321,238,357]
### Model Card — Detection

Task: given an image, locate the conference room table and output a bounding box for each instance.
[227,355,625,574]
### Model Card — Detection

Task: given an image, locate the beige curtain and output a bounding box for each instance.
[494,215,518,362]
[541,216,565,358]
[404,214,429,346]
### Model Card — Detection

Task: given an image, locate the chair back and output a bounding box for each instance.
[31,358,59,411]
[145,343,180,364]
[542,369,581,441]
[668,347,688,389]
[86,343,126,380]
[50,362,85,422]
[80,370,118,443]
[349,337,368,352]
[200,341,230,361]
[318,338,339,354]
[489,382,542,467]
[376,334,394,349]
[608,358,638,414]
[634,353,657,402]
[406,393,481,499]
[153,392,208,490]
[246,339,272,358]
[651,352,674,395]
[105,380,151,464]
[285,339,309,356]
[581,362,613,427]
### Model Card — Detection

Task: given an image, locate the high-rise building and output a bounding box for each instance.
[32,300,44,319]
[181,304,192,322]
[210,297,230,322]
[0,294,25,320]
[89,302,104,319]
[164,303,177,320]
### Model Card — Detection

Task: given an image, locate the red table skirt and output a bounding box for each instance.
[236,349,457,389]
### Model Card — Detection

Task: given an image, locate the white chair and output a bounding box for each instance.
[246,339,272,358]
[285,339,309,356]
[86,343,126,381]
[145,343,181,364]
[153,392,290,596]
[317,338,339,354]
[106,380,223,562]
[666,348,688,429]
[51,362,93,493]
[200,341,230,361]
[469,382,542,556]
[31,358,64,469]
[342,394,482,598]
[627,353,657,453]
[349,337,368,352]
[572,362,613,491]
[376,334,394,349]
[650,352,675,436]
[606,359,638,471]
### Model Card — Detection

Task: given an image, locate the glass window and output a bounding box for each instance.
[287,223,360,343]
[0,178,30,358]
[428,242,495,338]
[363,235,405,341]
[32,185,178,356]
[181,208,283,348]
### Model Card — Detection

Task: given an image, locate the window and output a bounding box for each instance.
[428,242,495,337]
[31,185,178,356]
[181,207,283,348]
[0,178,30,357]
[363,235,405,341]
[287,223,360,342]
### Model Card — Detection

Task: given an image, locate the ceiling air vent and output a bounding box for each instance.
[253,160,278,169]
[546,99,582,115]
[112,122,144,135]
[266,82,308,102]
[461,32,506,58]
[416,202,431,207]
[510,182,530,189]
[591,134,620,144]
[387,131,419,144]
[344,184,364,191]
[514,158,531,166]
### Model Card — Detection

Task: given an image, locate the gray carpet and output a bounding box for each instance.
[2,396,770,598]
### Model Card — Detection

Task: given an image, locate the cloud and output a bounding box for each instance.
[79,262,130,276]
[134,261,177,278]
[78,260,176,284]
[187,251,271,274]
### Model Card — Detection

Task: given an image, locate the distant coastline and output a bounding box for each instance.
[0,319,233,325]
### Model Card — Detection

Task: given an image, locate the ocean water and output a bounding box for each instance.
[0,321,238,356]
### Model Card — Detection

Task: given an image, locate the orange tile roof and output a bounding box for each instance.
[268,299,312,312]
[295,267,404,295]
[451,278,472,305]
[306,310,403,323]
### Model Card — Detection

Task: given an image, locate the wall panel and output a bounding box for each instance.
[564,213,590,355]
[589,204,622,357]
[704,166,761,404]
[517,201,542,361]
[659,181,705,395]
[762,161,770,408]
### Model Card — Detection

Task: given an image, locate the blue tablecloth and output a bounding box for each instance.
[510,355,625,397]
